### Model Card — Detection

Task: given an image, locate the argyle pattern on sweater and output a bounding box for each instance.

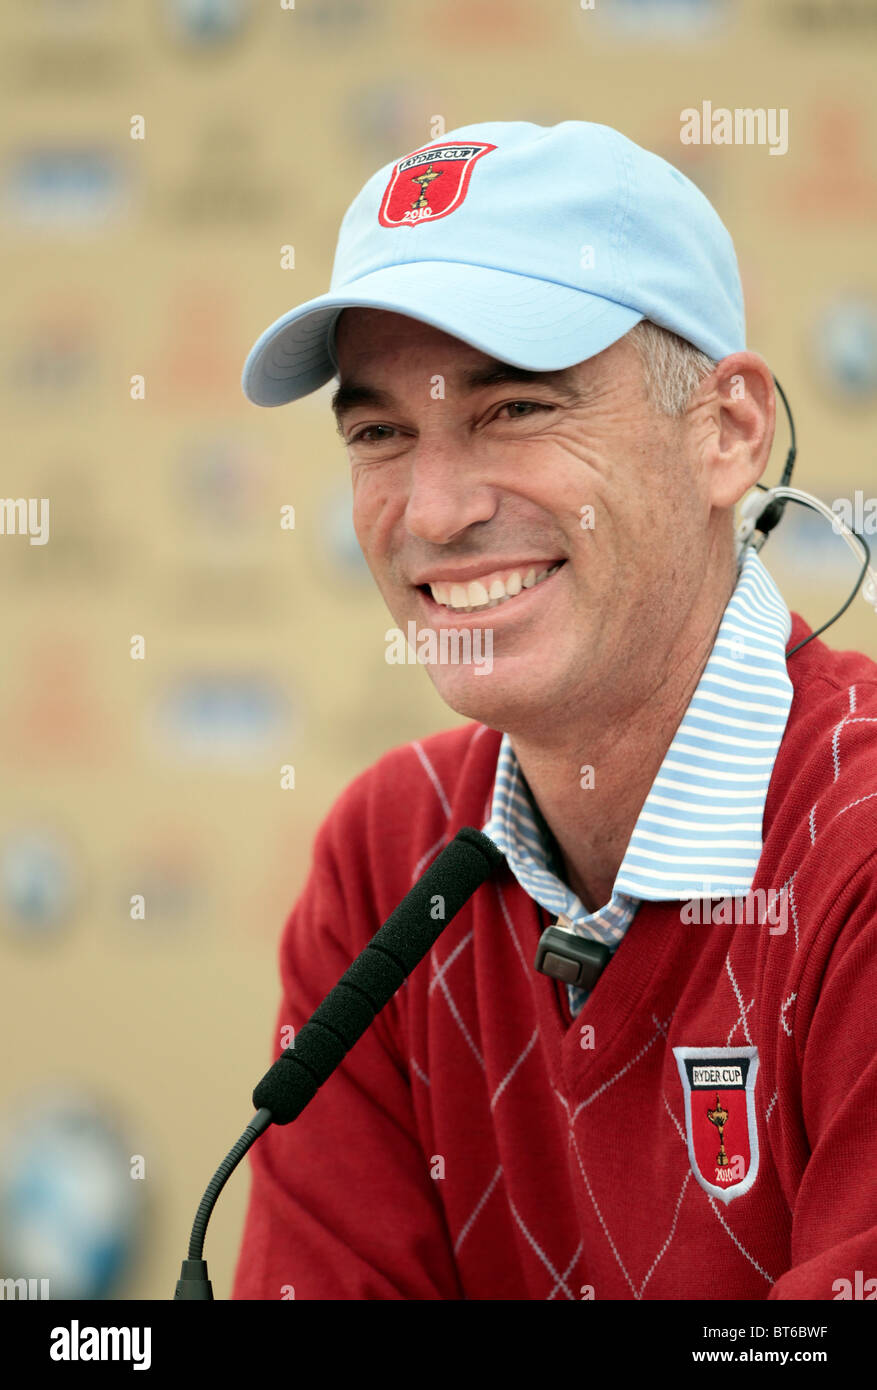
[233,614,877,1300]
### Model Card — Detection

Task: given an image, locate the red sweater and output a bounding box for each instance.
[233,614,877,1300]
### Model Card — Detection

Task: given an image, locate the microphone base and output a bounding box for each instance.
[174,1259,214,1300]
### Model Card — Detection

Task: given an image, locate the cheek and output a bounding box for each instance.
[351,484,412,600]
[539,447,627,546]
[351,474,391,553]
[351,503,370,554]
[543,425,633,493]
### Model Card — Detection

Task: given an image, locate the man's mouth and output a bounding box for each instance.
[417,561,565,615]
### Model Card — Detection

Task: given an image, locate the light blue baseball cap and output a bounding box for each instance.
[241,120,745,407]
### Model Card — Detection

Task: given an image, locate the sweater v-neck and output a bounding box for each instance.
[506,874,687,1091]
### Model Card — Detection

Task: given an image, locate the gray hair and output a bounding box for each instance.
[626,319,717,417]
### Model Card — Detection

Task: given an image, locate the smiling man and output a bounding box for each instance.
[329,308,772,918]
[233,122,877,1301]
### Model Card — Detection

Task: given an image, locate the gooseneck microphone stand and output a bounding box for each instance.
[174,826,505,1298]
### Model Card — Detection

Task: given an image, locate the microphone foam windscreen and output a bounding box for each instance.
[252,827,505,1124]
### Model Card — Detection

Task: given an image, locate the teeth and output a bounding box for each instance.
[427,563,561,612]
[467,580,489,607]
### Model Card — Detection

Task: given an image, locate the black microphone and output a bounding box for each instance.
[174,825,505,1299]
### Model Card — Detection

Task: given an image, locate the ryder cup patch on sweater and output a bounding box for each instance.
[673,1046,760,1206]
[378,142,496,227]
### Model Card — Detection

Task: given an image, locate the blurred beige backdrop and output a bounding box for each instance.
[1,0,875,1299]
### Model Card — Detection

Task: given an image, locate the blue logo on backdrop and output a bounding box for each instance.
[814,294,877,402]
[154,675,291,760]
[162,0,252,47]
[5,149,128,229]
[0,1092,142,1300]
[0,831,78,938]
[597,0,731,38]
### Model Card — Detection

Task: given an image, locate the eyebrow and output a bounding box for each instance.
[330,357,587,428]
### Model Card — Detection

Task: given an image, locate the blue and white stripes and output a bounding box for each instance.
[616,547,793,898]
[482,547,793,1016]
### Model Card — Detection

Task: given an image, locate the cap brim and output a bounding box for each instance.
[241,261,644,406]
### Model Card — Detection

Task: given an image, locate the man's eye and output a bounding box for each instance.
[494,401,550,420]
[348,424,396,444]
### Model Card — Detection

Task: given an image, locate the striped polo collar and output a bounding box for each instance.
[483,546,793,909]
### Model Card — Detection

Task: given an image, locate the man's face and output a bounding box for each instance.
[332,309,715,734]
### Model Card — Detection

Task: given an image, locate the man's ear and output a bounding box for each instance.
[697,352,776,509]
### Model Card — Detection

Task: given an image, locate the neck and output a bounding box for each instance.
[509,560,737,913]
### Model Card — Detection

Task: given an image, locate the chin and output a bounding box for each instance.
[424,660,558,732]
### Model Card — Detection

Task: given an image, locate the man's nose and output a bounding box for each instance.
[403,438,497,544]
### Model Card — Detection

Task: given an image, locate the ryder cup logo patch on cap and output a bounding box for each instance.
[673,1046,760,1206]
[378,142,496,227]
